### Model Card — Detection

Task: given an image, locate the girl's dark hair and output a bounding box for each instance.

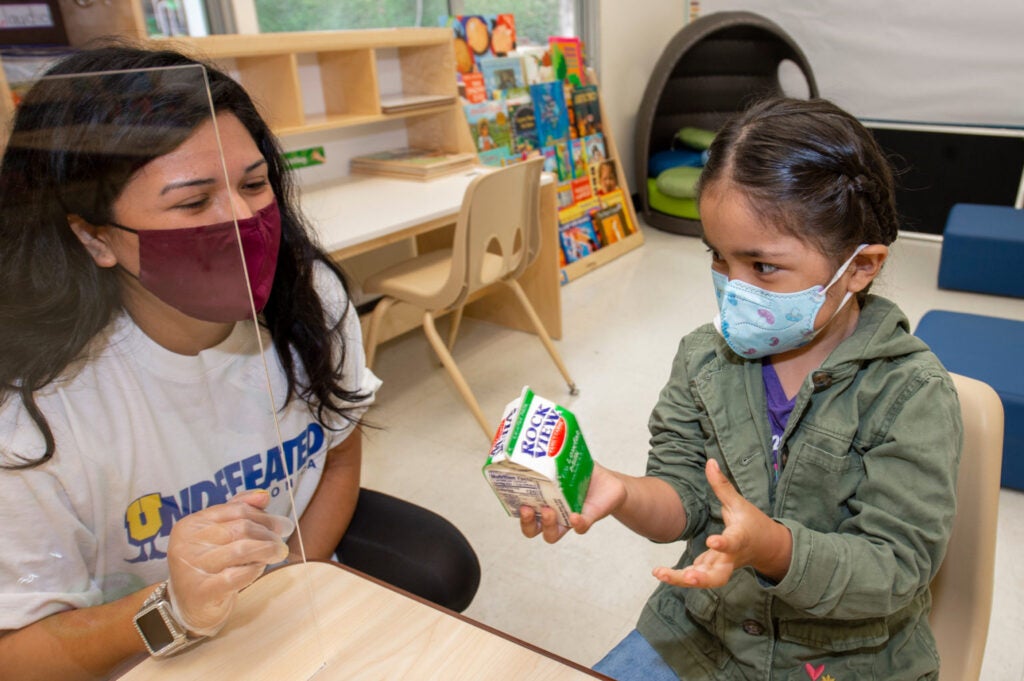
[0,43,367,468]
[698,97,900,266]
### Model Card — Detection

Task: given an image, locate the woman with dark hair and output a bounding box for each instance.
[521,98,961,680]
[0,45,478,679]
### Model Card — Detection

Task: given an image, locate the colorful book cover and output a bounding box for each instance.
[479,56,525,99]
[592,203,628,246]
[507,94,539,156]
[593,159,620,195]
[442,13,517,75]
[543,140,572,181]
[559,216,599,263]
[571,176,594,204]
[570,137,588,179]
[530,81,571,147]
[598,188,637,236]
[549,36,587,88]
[556,181,575,209]
[571,85,602,138]
[478,148,513,168]
[461,71,487,103]
[583,133,606,164]
[464,100,511,155]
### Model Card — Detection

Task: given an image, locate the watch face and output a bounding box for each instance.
[136,606,176,654]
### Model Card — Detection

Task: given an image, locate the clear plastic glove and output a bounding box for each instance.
[166,489,295,636]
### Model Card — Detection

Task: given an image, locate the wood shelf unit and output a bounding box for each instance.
[160,29,469,151]
[559,70,645,285]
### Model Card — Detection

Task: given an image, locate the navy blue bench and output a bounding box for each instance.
[915,310,1023,490]
[938,204,1024,298]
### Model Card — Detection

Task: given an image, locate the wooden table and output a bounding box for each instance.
[299,170,563,343]
[120,561,605,680]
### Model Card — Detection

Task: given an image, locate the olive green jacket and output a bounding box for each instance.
[636,296,962,681]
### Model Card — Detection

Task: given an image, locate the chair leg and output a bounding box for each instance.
[447,305,465,352]
[421,311,493,438]
[503,279,579,396]
[364,296,395,371]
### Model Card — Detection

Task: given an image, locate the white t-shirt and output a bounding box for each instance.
[0,265,380,630]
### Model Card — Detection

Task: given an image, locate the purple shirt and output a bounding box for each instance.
[763,361,796,483]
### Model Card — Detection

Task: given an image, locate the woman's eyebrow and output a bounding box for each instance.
[159,159,266,196]
[160,177,214,195]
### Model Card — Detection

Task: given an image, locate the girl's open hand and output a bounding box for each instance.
[519,462,625,543]
[652,459,791,589]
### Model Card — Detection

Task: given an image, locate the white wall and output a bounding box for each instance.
[594,0,1024,196]
[594,0,686,188]
[702,0,1024,127]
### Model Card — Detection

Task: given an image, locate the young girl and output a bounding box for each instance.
[0,45,478,679]
[521,98,962,680]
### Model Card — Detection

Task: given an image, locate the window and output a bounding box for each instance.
[250,1,581,45]
[254,0,450,32]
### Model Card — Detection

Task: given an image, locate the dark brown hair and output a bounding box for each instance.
[698,97,899,266]
[1,43,367,468]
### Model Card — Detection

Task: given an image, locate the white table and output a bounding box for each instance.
[300,170,563,340]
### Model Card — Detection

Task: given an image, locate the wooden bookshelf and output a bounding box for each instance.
[163,29,470,151]
[559,70,644,285]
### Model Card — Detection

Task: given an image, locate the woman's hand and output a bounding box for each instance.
[166,489,293,636]
[519,463,626,543]
[652,459,792,589]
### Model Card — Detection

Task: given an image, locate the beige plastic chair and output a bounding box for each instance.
[929,373,1004,681]
[362,157,577,437]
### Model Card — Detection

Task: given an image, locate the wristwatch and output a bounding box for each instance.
[133,581,203,657]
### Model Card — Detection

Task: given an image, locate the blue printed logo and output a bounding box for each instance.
[122,422,325,564]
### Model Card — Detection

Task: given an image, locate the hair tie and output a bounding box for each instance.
[847,173,874,195]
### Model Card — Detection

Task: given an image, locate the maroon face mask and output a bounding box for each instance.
[109,201,281,323]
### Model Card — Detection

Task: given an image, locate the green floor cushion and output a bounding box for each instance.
[675,126,716,150]
[647,178,700,220]
[655,165,702,199]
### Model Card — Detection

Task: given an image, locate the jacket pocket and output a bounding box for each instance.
[778,616,889,652]
[778,438,864,533]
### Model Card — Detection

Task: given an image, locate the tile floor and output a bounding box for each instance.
[358,224,1024,680]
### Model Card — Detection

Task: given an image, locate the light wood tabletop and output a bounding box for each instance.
[119,561,607,681]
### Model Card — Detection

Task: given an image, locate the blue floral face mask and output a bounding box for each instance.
[712,245,868,359]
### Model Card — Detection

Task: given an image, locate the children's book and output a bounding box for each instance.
[557,197,602,263]
[597,188,637,237]
[571,85,602,138]
[592,203,628,246]
[464,100,511,155]
[570,137,588,179]
[461,71,487,103]
[549,36,586,88]
[530,81,571,147]
[583,133,606,164]
[479,56,525,99]
[350,147,477,180]
[593,159,620,195]
[507,94,539,156]
[571,176,594,204]
[556,181,575,209]
[442,14,517,74]
[543,140,572,182]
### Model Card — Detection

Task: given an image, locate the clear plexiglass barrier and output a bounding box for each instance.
[0,58,332,680]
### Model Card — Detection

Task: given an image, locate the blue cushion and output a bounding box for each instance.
[648,149,706,177]
[915,310,1024,490]
[938,204,1024,298]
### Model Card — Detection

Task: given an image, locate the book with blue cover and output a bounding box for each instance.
[530,81,571,148]
[479,56,525,99]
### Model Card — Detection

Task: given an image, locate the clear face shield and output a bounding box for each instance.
[1,61,327,679]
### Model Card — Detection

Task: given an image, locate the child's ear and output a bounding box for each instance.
[67,215,118,268]
[847,244,889,293]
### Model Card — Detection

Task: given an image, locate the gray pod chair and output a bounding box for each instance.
[635,11,818,236]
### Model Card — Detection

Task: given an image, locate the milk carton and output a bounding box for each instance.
[482,387,594,526]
